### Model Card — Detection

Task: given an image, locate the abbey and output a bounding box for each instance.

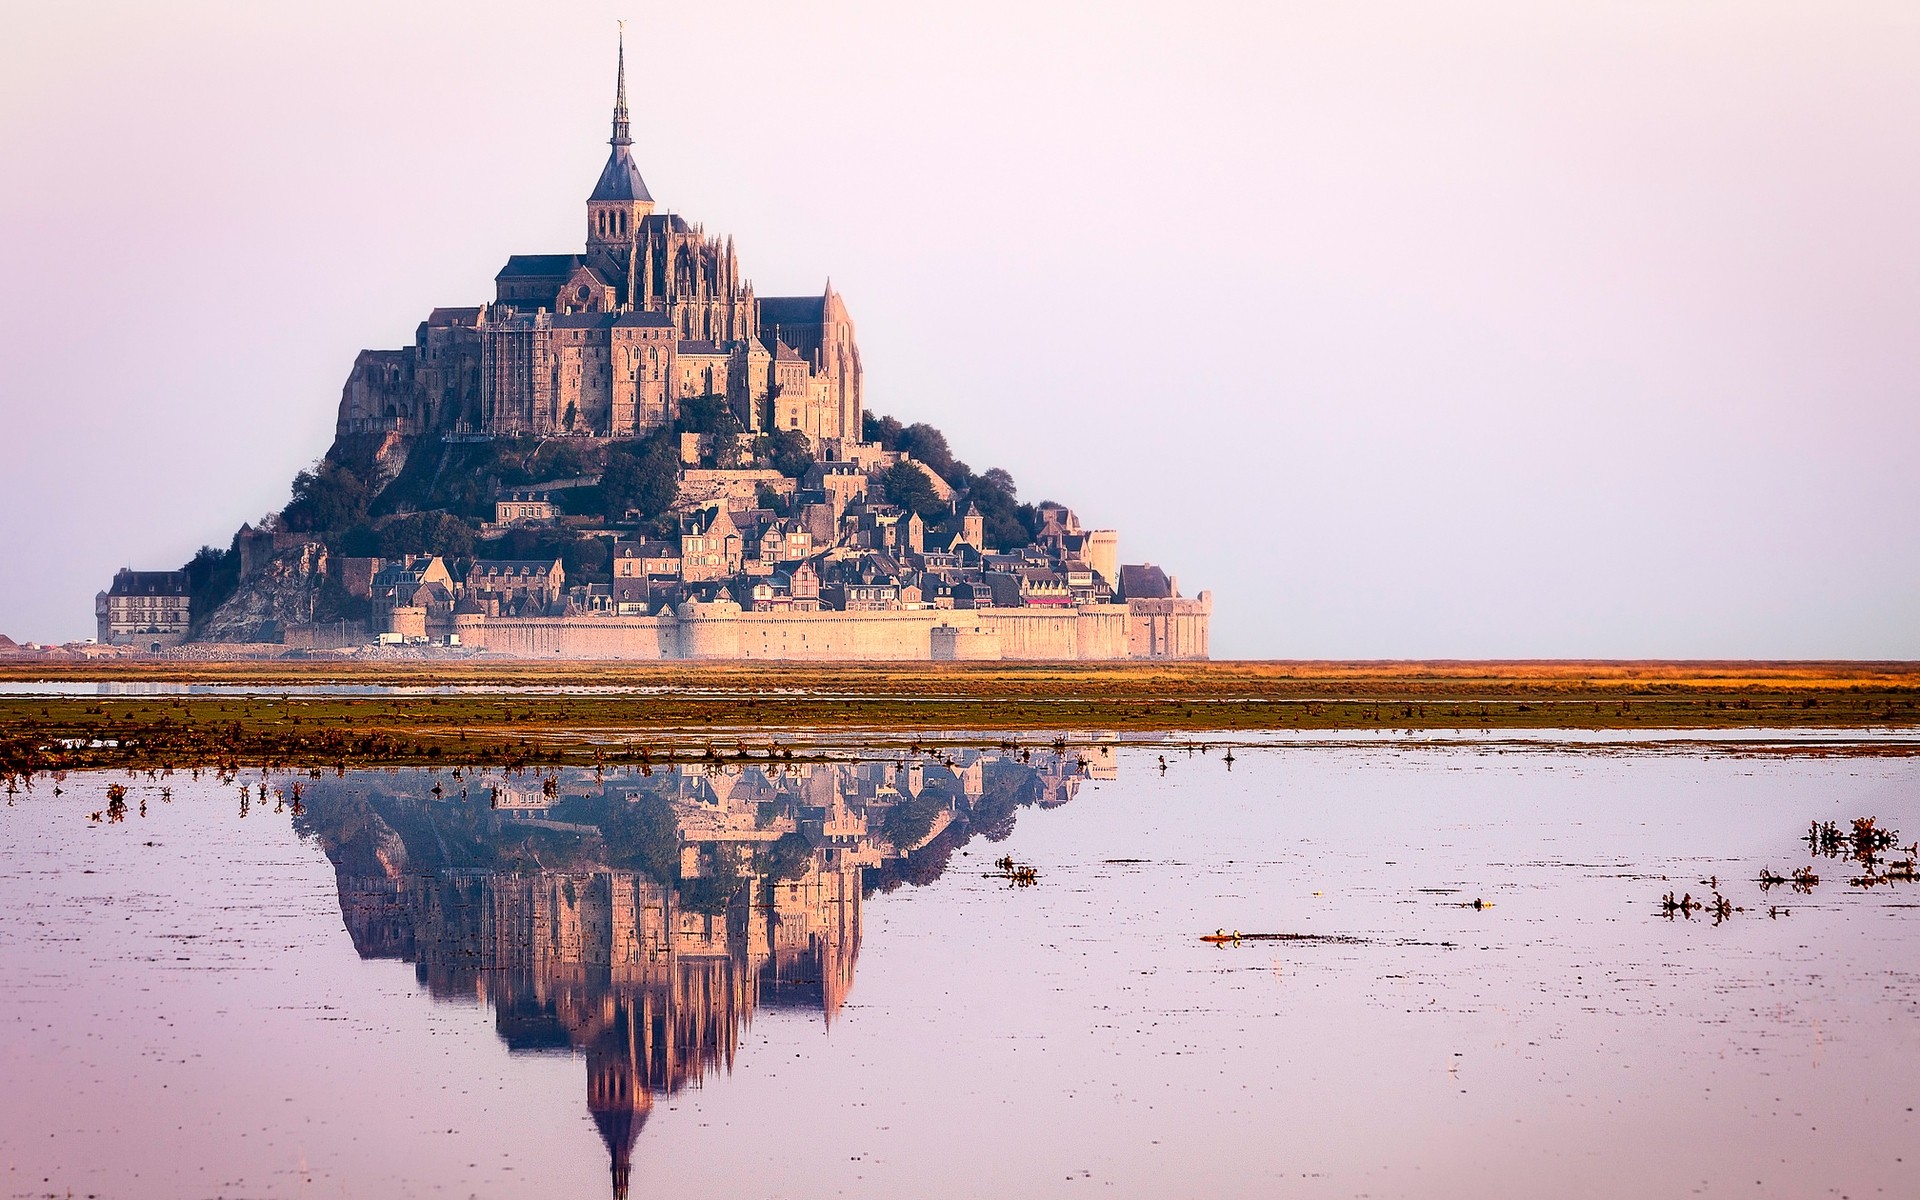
[102,32,1211,660]
[335,35,862,446]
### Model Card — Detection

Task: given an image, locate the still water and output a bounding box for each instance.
[2,742,1915,1199]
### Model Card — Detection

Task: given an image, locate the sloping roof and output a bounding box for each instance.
[372,564,434,587]
[1118,564,1172,600]
[681,504,739,537]
[759,296,826,327]
[676,339,728,356]
[425,307,482,327]
[108,570,189,597]
[641,212,692,235]
[588,145,653,203]
[552,312,618,329]
[985,573,1023,608]
[614,309,674,327]
[496,254,581,281]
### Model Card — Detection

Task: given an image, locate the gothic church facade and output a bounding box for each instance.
[335,35,863,447]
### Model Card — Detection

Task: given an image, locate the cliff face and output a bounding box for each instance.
[196,540,332,643]
[330,429,416,494]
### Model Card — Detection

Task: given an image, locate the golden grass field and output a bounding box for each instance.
[2,659,1916,777]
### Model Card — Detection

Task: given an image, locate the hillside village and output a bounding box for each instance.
[93,35,1207,661]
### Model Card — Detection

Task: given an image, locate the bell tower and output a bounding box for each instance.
[587,28,655,254]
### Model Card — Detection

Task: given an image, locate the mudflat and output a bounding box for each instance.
[2,660,1916,775]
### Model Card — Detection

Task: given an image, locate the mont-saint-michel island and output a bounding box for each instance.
[92,36,1208,663]
[6,12,1920,1200]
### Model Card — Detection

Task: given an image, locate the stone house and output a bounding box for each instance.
[371,556,455,626]
[680,504,742,582]
[611,539,680,612]
[494,489,558,526]
[756,519,813,565]
[465,559,566,608]
[96,569,192,648]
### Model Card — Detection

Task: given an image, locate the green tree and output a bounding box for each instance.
[282,461,369,533]
[755,483,790,516]
[676,394,742,438]
[767,429,814,478]
[967,467,1033,549]
[710,433,744,469]
[877,462,946,522]
[601,435,680,522]
[863,410,904,447]
[599,793,683,884]
[763,831,819,881]
[181,542,241,626]
[375,512,477,559]
[898,422,960,484]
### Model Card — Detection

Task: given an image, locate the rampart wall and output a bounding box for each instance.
[454,594,1210,661]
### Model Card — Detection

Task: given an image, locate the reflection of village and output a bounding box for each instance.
[297,745,1115,1198]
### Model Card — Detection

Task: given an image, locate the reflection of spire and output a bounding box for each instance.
[588,1005,649,1200]
[300,750,1096,1192]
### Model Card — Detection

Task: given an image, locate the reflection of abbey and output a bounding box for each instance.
[302,748,1102,1198]
[337,34,862,450]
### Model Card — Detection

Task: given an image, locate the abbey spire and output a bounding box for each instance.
[610,27,632,148]
[587,27,654,252]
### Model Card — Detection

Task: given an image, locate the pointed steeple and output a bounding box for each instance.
[611,27,632,148]
[588,27,653,209]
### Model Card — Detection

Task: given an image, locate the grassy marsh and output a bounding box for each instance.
[2,659,1916,777]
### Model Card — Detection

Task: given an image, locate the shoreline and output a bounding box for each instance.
[3,660,1917,776]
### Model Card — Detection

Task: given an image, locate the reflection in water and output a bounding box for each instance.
[295,746,1113,1197]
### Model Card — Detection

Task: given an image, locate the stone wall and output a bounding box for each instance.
[676,468,795,511]
[931,624,1001,660]
[1126,594,1212,660]
[460,614,679,659]
[452,598,1209,661]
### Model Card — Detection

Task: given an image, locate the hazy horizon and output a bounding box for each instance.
[2,1,1916,658]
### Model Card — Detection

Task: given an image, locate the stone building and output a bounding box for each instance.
[96,569,192,648]
[465,559,566,609]
[334,34,862,450]
[493,489,558,526]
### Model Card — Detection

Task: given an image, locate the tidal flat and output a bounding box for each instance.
[3,660,1918,777]
[1,737,1916,1198]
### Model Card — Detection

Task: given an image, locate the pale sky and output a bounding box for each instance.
[1,1,1916,658]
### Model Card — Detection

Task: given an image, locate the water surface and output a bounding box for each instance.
[2,742,1915,1198]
